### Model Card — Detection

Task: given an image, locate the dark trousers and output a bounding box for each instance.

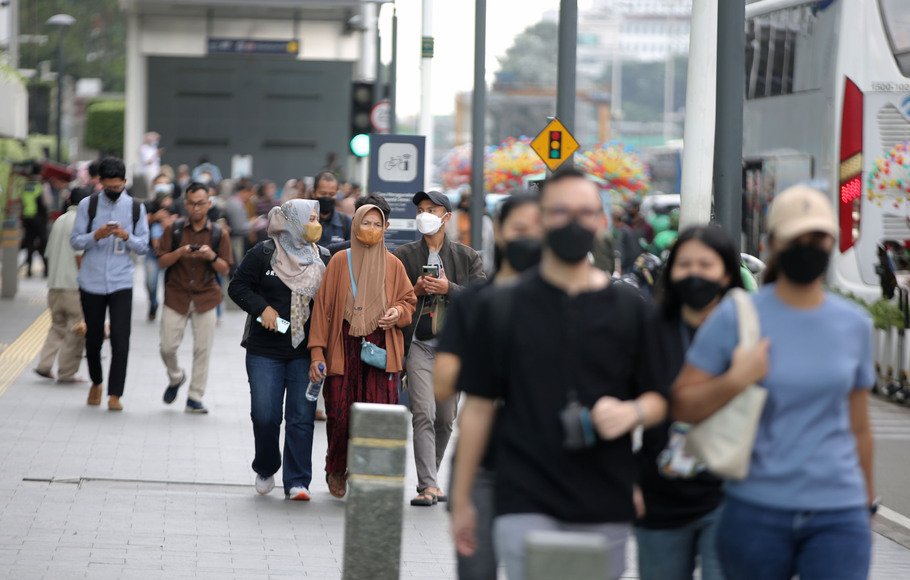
[80,288,133,396]
[21,218,47,275]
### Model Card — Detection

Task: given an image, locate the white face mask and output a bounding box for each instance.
[416,212,444,235]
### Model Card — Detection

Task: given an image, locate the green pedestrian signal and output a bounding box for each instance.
[350,133,370,158]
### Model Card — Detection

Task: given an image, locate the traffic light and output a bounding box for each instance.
[549,131,562,159]
[350,81,374,157]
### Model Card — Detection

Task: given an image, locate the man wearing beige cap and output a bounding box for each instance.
[675,184,877,580]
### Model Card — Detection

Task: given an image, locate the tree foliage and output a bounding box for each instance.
[494,21,558,88]
[85,100,125,157]
[19,0,126,92]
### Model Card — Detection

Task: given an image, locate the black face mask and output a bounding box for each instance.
[317,197,335,216]
[104,188,122,202]
[673,276,724,311]
[504,238,542,272]
[778,243,830,285]
[545,221,595,264]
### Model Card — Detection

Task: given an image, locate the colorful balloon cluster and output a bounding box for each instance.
[485,136,546,193]
[576,142,650,204]
[867,142,910,208]
[438,138,651,198]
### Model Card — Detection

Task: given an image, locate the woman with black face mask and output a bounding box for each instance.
[636,225,743,580]
[674,186,877,580]
[434,193,541,580]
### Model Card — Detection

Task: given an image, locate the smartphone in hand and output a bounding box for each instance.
[256,316,291,334]
[422,265,440,278]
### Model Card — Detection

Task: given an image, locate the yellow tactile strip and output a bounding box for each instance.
[0,310,51,398]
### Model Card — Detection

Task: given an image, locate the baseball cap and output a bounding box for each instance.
[767,185,837,245]
[412,190,452,212]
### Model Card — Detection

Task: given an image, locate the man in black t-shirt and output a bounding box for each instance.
[451,168,669,580]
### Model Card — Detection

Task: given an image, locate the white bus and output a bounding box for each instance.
[743,0,910,300]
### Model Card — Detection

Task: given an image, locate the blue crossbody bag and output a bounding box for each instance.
[347,249,388,369]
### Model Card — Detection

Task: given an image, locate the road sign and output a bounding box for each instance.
[530,118,579,171]
[369,134,426,250]
[370,99,391,133]
[207,38,299,56]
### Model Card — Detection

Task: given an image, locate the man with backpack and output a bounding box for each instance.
[156,183,233,414]
[70,157,150,411]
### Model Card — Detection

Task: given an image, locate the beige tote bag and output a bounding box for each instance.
[685,288,768,480]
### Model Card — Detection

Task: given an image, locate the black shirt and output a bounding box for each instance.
[637,315,724,529]
[463,272,669,523]
[227,240,311,360]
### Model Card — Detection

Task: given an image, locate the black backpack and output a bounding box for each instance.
[85,193,142,234]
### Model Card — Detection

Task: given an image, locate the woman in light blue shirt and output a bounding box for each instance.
[673,185,875,580]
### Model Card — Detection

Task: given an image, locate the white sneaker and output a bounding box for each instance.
[287,486,311,501]
[255,474,275,495]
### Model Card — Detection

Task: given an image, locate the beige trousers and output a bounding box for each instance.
[159,303,217,402]
[36,289,85,380]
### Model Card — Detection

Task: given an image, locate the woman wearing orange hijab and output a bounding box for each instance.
[308,204,417,498]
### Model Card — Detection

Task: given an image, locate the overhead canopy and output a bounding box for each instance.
[119,0,361,20]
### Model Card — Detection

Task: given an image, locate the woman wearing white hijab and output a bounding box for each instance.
[228,199,326,501]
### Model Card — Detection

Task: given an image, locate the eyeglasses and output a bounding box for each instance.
[186,200,209,209]
[541,205,604,225]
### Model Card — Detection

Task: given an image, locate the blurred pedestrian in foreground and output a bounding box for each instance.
[673,185,876,580]
[157,184,233,414]
[70,157,149,412]
[228,199,327,500]
[635,225,744,580]
[308,204,416,499]
[395,190,485,507]
[435,193,542,579]
[452,168,669,580]
[34,188,89,384]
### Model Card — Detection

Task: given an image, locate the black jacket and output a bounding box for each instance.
[393,236,486,350]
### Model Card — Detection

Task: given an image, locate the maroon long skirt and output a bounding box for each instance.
[324,321,399,474]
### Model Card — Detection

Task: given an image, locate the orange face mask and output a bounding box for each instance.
[303,222,323,243]
[356,227,383,247]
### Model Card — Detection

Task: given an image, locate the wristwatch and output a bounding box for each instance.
[209,255,219,264]
[869,496,882,515]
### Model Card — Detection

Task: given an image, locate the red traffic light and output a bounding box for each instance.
[550,131,562,141]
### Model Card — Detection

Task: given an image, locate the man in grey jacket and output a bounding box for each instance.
[394,190,485,507]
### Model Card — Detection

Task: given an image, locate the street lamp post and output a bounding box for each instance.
[46,13,75,164]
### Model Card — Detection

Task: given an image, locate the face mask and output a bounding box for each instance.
[673,276,724,311]
[416,212,444,235]
[356,227,383,247]
[303,222,323,244]
[154,183,171,195]
[545,220,595,264]
[318,197,335,216]
[104,188,122,202]
[505,238,542,272]
[778,243,830,284]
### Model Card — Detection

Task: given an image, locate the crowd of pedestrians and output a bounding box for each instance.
[17,151,878,579]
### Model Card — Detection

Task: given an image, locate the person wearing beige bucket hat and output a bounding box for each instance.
[674,186,877,579]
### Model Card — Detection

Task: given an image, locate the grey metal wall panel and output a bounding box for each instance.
[147,55,353,184]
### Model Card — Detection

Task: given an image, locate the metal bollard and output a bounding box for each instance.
[1,220,21,299]
[526,531,610,580]
[342,402,408,580]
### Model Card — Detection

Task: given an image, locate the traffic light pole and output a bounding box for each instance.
[713,0,745,250]
[389,3,398,134]
[470,0,486,251]
[556,0,577,140]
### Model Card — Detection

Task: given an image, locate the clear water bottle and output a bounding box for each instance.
[305,363,326,402]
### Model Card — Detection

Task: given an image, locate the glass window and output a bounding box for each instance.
[879,0,910,77]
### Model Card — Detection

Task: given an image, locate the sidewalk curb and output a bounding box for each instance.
[0,309,50,398]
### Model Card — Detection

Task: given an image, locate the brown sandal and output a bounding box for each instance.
[327,472,347,498]
[410,488,438,507]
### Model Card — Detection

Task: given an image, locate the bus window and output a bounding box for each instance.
[879,0,910,77]
[745,6,822,100]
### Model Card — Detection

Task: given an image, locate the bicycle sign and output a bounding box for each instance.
[377,143,418,182]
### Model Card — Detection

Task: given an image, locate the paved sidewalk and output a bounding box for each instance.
[0,274,909,579]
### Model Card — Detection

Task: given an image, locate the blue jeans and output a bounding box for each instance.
[145,253,161,310]
[716,496,871,580]
[635,506,725,580]
[246,353,316,493]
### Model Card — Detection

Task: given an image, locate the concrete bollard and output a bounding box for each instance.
[1,221,21,299]
[526,531,610,580]
[342,402,409,580]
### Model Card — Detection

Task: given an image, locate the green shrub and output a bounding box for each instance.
[85,100,125,157]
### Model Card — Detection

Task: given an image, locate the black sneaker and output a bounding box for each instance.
[163,372,186,404]
[148,305,157,321]
[185,399,208,414]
